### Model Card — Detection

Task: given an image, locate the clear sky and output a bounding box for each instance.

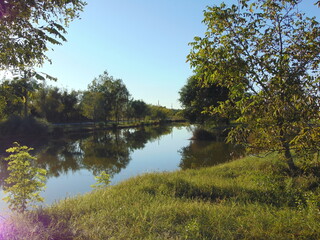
[37,0,320,109]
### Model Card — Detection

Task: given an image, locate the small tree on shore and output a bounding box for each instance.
[3,143,47,213]
[91,171,111,190]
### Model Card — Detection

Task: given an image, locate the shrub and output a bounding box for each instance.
[3,143,47,213]
[191,128,216,140]
[91,171,111,189]
[0,115,51,136]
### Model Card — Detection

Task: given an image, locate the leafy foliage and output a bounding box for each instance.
[129,100,150,121]
[32,86,82,122]
[91,171,111,189]
[3,143,47,213]
[0,0,86,127]
[0,0,86,72]
[179,74,229,124]
[0,115,50,136]
[149,105,170,121]
[0,69,178,129]
[0,78,38,117]
[188,0,320,171]
[81,71,130,123]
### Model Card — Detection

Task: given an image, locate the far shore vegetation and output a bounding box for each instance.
[0,70,184,137]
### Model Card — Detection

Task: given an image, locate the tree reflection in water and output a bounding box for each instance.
[0,124,244,191]
[0,124,174,188]
[179,140,244,170]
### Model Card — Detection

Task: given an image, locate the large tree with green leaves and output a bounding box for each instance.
[81,90,106,123]
[32,86,81,122]
[81,71,130,123]
[0,77,39,118]
[0,0,85,73]
[130,100,149,121]
[188,0,320,172]
[0,0,86,122]
[110,78,130,124]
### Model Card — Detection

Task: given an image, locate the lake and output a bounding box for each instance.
[0,124,243,211]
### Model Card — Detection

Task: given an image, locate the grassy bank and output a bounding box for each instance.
[2,154,320,239]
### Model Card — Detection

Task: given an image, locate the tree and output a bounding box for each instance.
[149,105,170,121]
[12,76,38,118]
[130,100,149,121]
[32,86,82,122]
[179,74,229,124]
[87,72,114,121]
[3,143,47,213]
[0,77,38,118]
[188,0,320,172]
[81,71,130,123]
[81,90,106,123]
[60,89,82,122]
[91,171,110,190]
[0,1,86,126]
[36,87,63,122]
[0,80,21,117]
[111,79,130,124]
[0,95,5,119]
[31,84,48,119]
[0,0,85,73]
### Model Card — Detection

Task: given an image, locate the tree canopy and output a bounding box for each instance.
[81,71,130,123]
[130,100,149,121]
[179,74,229,124]
[188,0,320,172]
[0,0,86,74]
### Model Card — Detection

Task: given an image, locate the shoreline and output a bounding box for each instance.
[2,153,319,239]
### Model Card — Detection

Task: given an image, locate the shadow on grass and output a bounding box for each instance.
[141,177,309,208]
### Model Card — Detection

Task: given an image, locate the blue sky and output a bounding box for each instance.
[37,0,320,109]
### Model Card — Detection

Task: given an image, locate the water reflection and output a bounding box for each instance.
[0,125,175,187]
[0,124,246,207]
[179,140,244,170]
[0,125,245,186]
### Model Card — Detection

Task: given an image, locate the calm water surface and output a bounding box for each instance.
[0,124,243,211]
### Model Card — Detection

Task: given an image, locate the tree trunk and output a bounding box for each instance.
[279,125,297,175]
[282,141,298,175]
[23,92,28,118]
[22,72,29,118]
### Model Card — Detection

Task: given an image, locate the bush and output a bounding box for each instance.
[3,143,47,213]
[0,116,51,136]
[190,128,216,140]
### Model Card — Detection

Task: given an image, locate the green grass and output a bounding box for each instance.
[1,154,320,239]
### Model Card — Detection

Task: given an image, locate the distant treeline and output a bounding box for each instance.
[0,70,182,126]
